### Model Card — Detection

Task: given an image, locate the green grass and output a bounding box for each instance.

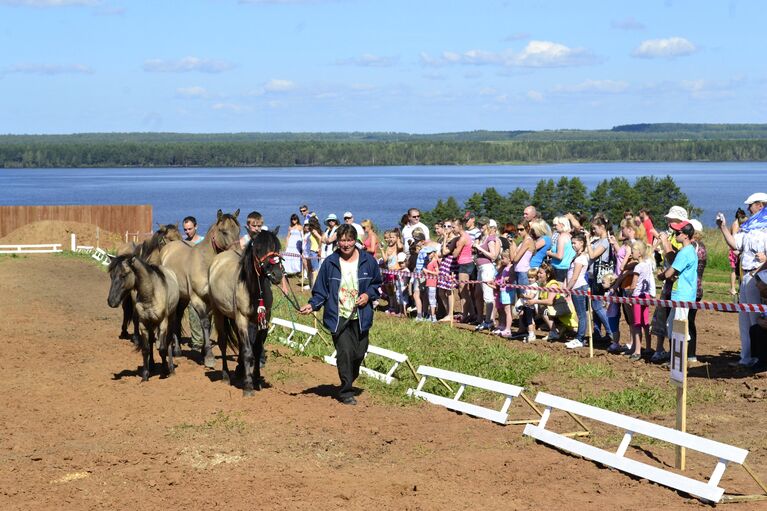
[582,385,676,415]
[0,253,27,262]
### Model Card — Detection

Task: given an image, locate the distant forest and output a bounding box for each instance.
[2,124,767,167]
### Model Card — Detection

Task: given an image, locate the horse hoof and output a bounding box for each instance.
[173,348,182,357]
[119,331,131,340]
[222,372,230,384]
[204,355,216,369]
[243,389,255,397]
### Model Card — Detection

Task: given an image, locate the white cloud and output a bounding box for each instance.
[553,79,629,94]
[679,78,739,100]
[420,40,599,68]
[211,102,250,113]
[611,16,645,30]
[176,86,209,98]
[4,63,93,75]
[0,0,99,6]
[143,56,235,73]
[336,53,398,67]
[632,37,697,59]
[263,79,296,92]
[527,90,544,102]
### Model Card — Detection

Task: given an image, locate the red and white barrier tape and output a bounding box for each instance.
[378,269,767,313]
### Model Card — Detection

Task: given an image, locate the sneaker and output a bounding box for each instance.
[548,329,560,341]
[491,328,503,335]
[628,353,642,361]
[525,332,536,343]
[566,339,585,349]
[302,285,311,290]
[475,321,492,332]
[340,396,357,405]
[415,316,424,322]
[607,342,623,354]
[650,350,670,363]
[499,329,512,338]
[430,317,437,323]
[687,356,698,363]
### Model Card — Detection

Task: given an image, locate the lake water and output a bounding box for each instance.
[3,162,765,233]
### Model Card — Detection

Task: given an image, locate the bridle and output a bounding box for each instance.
[252,250,283,280]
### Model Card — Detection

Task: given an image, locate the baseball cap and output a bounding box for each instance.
[669,220,690,231]
[744,192,767,205]
[422,245,438,254]
[324,213,338,224]
[487,219,498,228]
[664,206,689,221]
[689,219,703,233]
[343,211,353,219]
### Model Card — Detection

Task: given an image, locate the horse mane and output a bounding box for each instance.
[239,230,281,308]
[135,227,171,260]
[132,255,167,285]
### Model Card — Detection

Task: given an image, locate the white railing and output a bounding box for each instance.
[0,243,62,254]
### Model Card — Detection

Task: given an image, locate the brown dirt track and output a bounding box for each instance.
[1,254,766,510]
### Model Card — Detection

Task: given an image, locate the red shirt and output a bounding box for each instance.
[643,217,655,245]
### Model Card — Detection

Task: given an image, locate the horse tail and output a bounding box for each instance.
[223,317,241,354]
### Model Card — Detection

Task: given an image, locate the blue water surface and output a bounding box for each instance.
[3,162,764,233]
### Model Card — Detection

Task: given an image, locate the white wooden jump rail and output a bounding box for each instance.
[0,243,62,254]
[406,365,546,426]
[74,245,94,254]
[324,344,408,384]
[268,317,318,351]
[91,248,110,266]
[523,392,767,503]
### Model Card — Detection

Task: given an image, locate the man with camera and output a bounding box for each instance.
[717,192,767,367]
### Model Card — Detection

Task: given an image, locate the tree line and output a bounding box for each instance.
[420,175,700,230]
[2,140,767,168]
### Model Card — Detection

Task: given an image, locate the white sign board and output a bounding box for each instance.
[670,319,688,386]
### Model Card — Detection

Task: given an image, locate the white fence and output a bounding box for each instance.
[0,243,62,254]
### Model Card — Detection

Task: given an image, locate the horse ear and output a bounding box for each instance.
[233,208,240,219]
[217,209,223,220]
[272,225,281,236]
[156,222,161,228]
[106,253,116,261]
[175,221,180,229]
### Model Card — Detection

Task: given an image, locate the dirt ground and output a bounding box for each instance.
[1,255,766,510]
[0,220,125,251]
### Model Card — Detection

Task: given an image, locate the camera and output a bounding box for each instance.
[716,212,725,225]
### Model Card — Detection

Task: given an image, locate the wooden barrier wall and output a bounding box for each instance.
[0,205,153,238]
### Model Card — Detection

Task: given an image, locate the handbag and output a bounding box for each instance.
[591,241,615,294]
[546,296,571,317]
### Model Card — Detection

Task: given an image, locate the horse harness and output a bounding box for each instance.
[251,250,283,330]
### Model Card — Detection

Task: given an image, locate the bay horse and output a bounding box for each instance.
[159,210,242,368]
[107,224,182,342]
[129,256,180,381]
[208,229,283,396]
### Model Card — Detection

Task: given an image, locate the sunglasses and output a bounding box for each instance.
[443,224,452,228]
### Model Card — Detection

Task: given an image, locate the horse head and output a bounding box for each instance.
[210,209,241,252]
[107,254,135,308]
[250,230,284,286]
[156,223,182,244]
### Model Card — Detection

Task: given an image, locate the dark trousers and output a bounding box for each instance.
[750,324,767,363]
[688,308,698,357]
[333,317,369,399]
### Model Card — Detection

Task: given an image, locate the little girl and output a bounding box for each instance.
[627,240,656,360]
[516,268,540,343]
[424,249,440,322]
[493,252,515,337]
[565,232,590,349]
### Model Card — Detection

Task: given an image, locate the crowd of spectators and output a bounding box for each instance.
[281,195,767,373]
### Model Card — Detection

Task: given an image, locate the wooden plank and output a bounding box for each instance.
[524,425,725,503]
[416,365,523,397]
[271,317,318,336]
[407,389,509,424]
[367,344,408,363]
[533,392,747,463]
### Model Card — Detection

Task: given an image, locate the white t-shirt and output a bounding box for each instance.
[633,259,657,297]
[734,230,767,271]
[568,254,589,289]
[338,256,359,319]
[402,221,431,251]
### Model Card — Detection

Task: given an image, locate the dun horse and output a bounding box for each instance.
[159,210,242,368]
[209,229,283,396]
[129,256,180,381]
[107,224,182,342]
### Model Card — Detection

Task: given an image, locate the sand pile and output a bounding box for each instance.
[0,220,125,251]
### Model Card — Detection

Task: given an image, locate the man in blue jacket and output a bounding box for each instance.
[300,224,383,405]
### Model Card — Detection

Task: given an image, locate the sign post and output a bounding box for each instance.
[670,318,689,470]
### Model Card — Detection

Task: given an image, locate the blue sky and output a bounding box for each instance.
[0,0,763,134]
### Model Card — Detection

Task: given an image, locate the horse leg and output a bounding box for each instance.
[192,298,215,369]
[131,306,140,346]
[119,298,132,340]
[236,315,256,396]
[160,320,174,377]
[213,312,231,385]
[170,307,182,357]
[139,327,151,382]
[253,328,266,390]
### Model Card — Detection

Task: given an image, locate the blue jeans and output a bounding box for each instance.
[572,285,589,340]
[591,296,614,337]
[513,271,529,306]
